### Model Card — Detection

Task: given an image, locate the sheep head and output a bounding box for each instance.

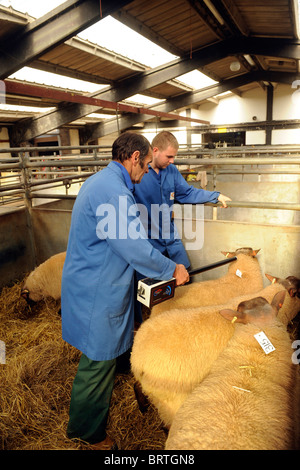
[221,247,261,258]
[219,291,286,327]
[265,273,300,299]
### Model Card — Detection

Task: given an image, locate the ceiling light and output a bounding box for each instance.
[244,54,255,66]
[230,60,241,71]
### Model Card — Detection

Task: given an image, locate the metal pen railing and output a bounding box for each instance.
[0,144,299,214]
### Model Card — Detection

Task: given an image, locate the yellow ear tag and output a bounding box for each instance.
[231,316,238,324]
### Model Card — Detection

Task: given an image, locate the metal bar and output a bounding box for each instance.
[188,256,237,276]
[0,163,21,170]
[29,193,76,199]
[25,160,110,168]
[0,145,110,153]
[174,158,300,165]
[28,192,300,211]
[181,169,300,174]
[207,201,300,210]
[4,80,209,125]
[2,157,299,170]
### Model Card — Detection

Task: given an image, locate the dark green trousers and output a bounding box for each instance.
[67,353,116,444]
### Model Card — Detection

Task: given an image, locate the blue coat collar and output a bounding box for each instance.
[111,160,134,192]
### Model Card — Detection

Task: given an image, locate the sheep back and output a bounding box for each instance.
[165,321,298,450]
[22,252,66,301]
[131,283,290,427]
[151,252,264,317]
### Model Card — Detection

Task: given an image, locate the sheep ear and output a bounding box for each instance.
[219,309,244,324]
[271,290,286,313]
[21,289,29,300]
[288,287,297,298]
[221,251,235,258]
[265,273,278,284]
[252,249,260,256]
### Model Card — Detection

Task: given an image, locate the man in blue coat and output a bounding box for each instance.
[61,132,189,449]
[134,131,231,267]
[133,131,231,323]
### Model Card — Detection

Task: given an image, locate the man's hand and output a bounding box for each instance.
[173,264,190,286]
[218,194,231,208]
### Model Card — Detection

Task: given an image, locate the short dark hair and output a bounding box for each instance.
[112,132,150,164]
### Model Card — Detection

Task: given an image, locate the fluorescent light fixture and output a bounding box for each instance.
[244,54,256,66]
[203,0,225,25]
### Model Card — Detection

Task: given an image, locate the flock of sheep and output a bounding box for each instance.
[21,247,300,450]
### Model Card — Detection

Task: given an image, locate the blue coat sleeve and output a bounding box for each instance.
[172,166,220,204]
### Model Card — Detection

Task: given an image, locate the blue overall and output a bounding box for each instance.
[61,161,176,362]
[134,164,220,267]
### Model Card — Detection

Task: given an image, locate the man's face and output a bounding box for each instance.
[152,144,177,170]
[133,148,153,184]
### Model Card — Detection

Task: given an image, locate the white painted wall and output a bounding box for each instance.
[190,84,300,145]
[0,127,11,158]
[192,87,266,125]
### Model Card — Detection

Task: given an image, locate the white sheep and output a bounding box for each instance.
[21,251,66,303]
[165,291,300,450]
[151,247,263,317]
[131,275,300,427]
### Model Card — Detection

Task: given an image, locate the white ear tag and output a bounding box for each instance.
[236,269,242,278]
[254,331,275,354]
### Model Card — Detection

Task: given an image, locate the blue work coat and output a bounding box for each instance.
[61,161,176,361]
[134,164,220,267]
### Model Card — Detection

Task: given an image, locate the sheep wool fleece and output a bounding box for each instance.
[61,161,176,361]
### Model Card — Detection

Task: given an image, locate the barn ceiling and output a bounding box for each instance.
[0,0,299,144]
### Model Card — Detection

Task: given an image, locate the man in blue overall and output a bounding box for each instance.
[61,131,189,449]
[133,131,231,321]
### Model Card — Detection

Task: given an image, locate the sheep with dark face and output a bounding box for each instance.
[165,291,300,450]
[21,252,66,303]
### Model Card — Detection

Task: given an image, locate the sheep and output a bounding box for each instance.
[165,291,299,450]
[131,275,300,427]
[151,247,264,317]
[21,251,66,303]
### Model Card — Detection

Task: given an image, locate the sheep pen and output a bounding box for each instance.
[0,278,167,451]
[165,293,300,450]
[131,277,300,427]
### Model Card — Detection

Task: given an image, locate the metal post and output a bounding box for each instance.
[19,151,37,268]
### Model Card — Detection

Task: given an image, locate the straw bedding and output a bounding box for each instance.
[0,279,166,450]
[1,279,298,451]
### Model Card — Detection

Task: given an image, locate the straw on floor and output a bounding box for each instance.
[0,279,166,450]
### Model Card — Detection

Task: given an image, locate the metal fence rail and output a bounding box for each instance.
[0,144,299,214]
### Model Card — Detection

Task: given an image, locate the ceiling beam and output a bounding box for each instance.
[8,37,300,143]
[81,70,300,141]
[0,0,133,80]
[219,0,249,36]
[3,79,209,125]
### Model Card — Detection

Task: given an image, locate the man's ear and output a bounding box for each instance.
[131,150,140,166]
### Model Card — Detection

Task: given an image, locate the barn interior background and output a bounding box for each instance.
[0,0,299,450]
